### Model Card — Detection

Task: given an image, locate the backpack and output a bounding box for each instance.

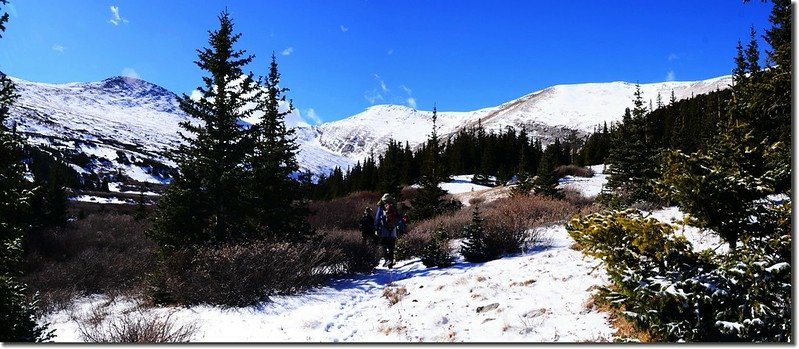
[385,204,398,228]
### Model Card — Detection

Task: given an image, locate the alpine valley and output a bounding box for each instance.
[5,74,731,186]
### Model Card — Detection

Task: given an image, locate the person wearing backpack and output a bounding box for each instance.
[374,193,401,268]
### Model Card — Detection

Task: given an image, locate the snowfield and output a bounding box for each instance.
[41,165,725,343]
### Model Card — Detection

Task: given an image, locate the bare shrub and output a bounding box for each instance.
[555,165,595,178]
[308,191,381,230]
[150,239,349,307]
[22,213,156,313]
[77,307,197,343]
[382,285,408,306]
[318,228,381,274]
[482,194,579,229]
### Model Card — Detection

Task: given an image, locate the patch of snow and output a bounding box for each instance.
[68,195,135,205]
[42,225,615,342]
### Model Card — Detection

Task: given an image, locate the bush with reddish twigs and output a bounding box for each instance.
[308,191,382,230]
[149,240,344,307]
[318,228,381,274]
[22,213,156,313]
[555,164,595,178]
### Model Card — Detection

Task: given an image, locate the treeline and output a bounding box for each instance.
[314,123,580,200]
[315,81,735,202]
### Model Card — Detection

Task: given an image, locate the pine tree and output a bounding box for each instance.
[411,106,451,221]
[247,53,311,242]
[460,205,495,263]
[0,0,52,340]
[604,84,662,206]
[150,11,259,249]
[532,140,563,199]
[421,223,453,268]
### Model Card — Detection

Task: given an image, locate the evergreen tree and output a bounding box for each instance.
[604,84,662,206]
[532,141,563,199]
[421,223,453,268]
[460,205,495,263]
[377,140,404,200]
[150,11,259,249]
[411,106,451,221]
[0,0,52,340]
[247,53,311,242]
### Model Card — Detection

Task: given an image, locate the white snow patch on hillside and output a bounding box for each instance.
[559,164,608,198]
[440,175,494,194]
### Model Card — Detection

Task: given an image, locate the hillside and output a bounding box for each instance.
[5,74,731,183]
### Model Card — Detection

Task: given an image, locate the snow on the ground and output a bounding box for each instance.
[646,206,729,254]
[43,164,725,342]
[43,225,615,343]
[68,195,135,205]
[559,164,608,198]
[440,175,494,194]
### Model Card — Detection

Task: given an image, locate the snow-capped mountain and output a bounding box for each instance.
[4,74,731,184]
[317,76,732,163]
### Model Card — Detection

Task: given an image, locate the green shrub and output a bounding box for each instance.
[420,224,453,268]
[567,209,792,342]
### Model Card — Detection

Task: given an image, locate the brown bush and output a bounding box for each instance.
[555,165,595,178]
[482,194,580,230]
[308,191,381,230]
[318,228,381,274]
[149,240,345,307]
[22,213,156,313]
[76,306,197,343]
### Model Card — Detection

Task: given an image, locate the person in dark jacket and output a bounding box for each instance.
[374,193,401,268]
[359,207,377,243]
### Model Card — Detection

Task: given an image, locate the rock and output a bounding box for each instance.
[475,302,500,313]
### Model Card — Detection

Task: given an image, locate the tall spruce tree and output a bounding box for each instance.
[247,53,311,242]
[0,0,52,341]
[411,106,451,221]
[604,84,661,206]
[150,11,259,249]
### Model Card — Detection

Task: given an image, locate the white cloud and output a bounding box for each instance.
[667,53,679,61]
[340,25,349,33]
[305,108,322,125]
[108,5,129,26]
[400,85,412,95]
[387,49,394,55]
[406,97,417,109]
[52,44,65,53]
[364,90,384,104]
[372,73,388,93]
[121,67,139,79]
[665,70,676,81]
[281,47,294,56]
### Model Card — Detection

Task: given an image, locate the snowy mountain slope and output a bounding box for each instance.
[5,74,731,183]
[5,76,355,183]
[315,76,732,165]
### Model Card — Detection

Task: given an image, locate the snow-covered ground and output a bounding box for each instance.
[68,195,136,205]
[41,164,725,342]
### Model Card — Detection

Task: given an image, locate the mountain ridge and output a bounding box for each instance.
[4,74,732,184]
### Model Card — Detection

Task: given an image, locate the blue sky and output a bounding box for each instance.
[0,1,773,123]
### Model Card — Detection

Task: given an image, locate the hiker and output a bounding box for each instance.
[374,193,401,268]
[359,207,377,243]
